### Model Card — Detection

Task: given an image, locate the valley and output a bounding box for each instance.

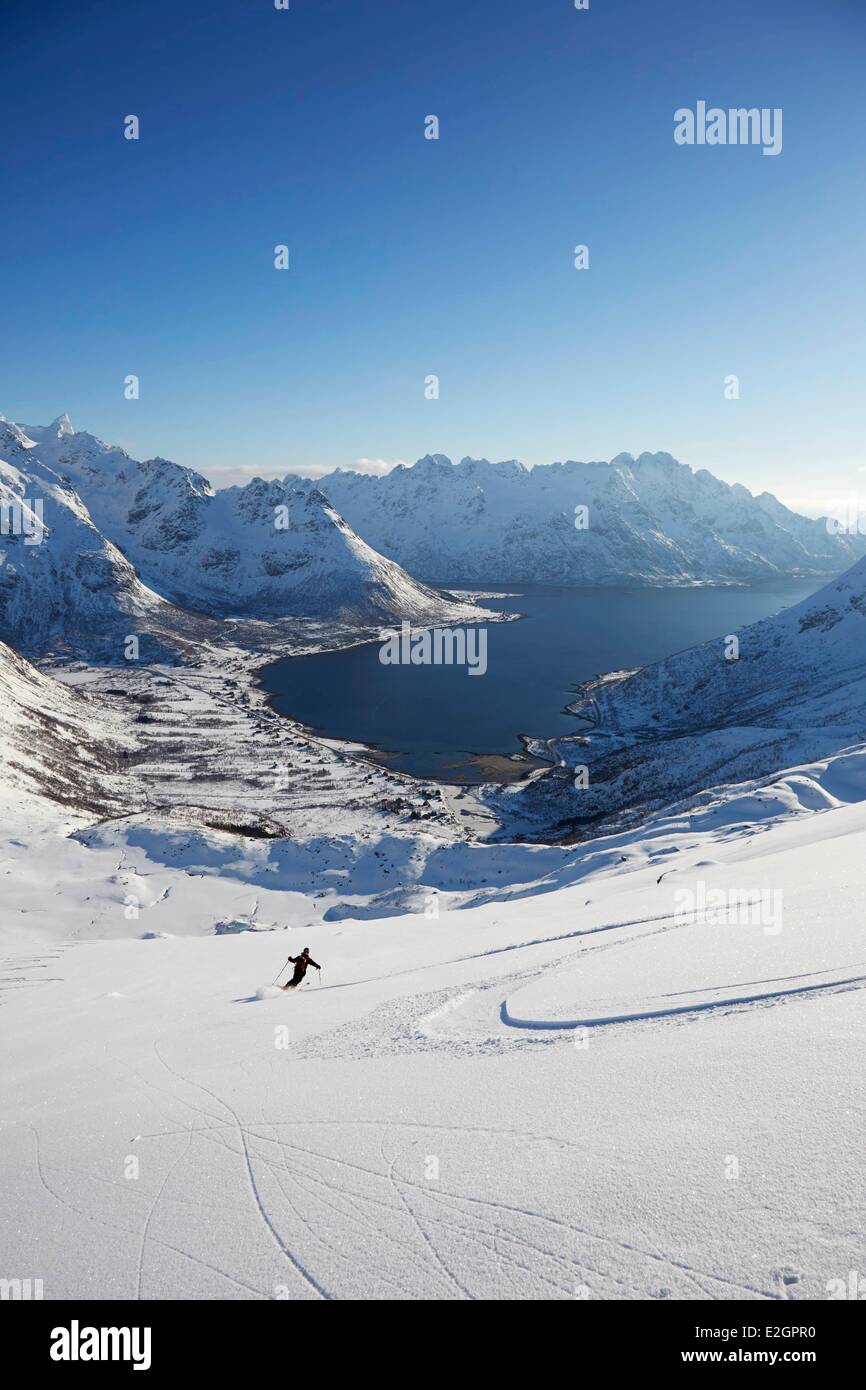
[1,412,864,1303]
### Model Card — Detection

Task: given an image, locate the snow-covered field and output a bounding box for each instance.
[2,748,864,1300]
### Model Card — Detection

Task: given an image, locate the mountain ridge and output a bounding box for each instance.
[480,555,866,840]
[0,414,492,654]
[286,449,864,586]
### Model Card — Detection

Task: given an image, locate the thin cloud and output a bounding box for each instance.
[346,457,410,476]
[206,457,412,490]
[287,457,411,480]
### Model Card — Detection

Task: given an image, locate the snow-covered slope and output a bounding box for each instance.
[482,556,866,839]
[1,760,864,1298]
[570,554,866,734]
[3,415,484,627]
[0,639,130,812]
[293,451,865,585]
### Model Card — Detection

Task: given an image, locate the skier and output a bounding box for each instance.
[281,947,321,990]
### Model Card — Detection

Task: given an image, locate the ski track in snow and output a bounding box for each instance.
[148,1039,331,1299]
[3,808,865,1299]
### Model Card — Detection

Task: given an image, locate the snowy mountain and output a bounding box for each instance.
[6,415,855,661]
[0,419,178,658]
[483,555,866,839]
[569,554,866,734]
[292,451,866,585]
[0,416,488,651]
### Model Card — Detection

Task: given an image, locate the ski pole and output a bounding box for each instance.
[271,957,291,986]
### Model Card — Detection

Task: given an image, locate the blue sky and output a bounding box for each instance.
[1,0,864,511]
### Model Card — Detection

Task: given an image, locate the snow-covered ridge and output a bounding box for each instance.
[482,556,866,839]
[0,639,131,811]
[0,426,176,658]
[0,415,494,653]
[289,450,866,585]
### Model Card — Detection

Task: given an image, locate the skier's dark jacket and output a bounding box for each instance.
[287,951,320,985]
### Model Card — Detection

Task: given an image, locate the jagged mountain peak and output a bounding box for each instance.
[412,453,454,473]
[288,449,866,587]
[633,450,681,467]
[17,413,76,444]
[0,410,488,646]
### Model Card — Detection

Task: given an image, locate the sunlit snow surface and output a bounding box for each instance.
[1,764,864,1300]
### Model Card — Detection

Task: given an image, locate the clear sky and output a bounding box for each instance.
[1,0,864,512]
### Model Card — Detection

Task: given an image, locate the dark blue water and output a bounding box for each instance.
[260,581,819,782]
